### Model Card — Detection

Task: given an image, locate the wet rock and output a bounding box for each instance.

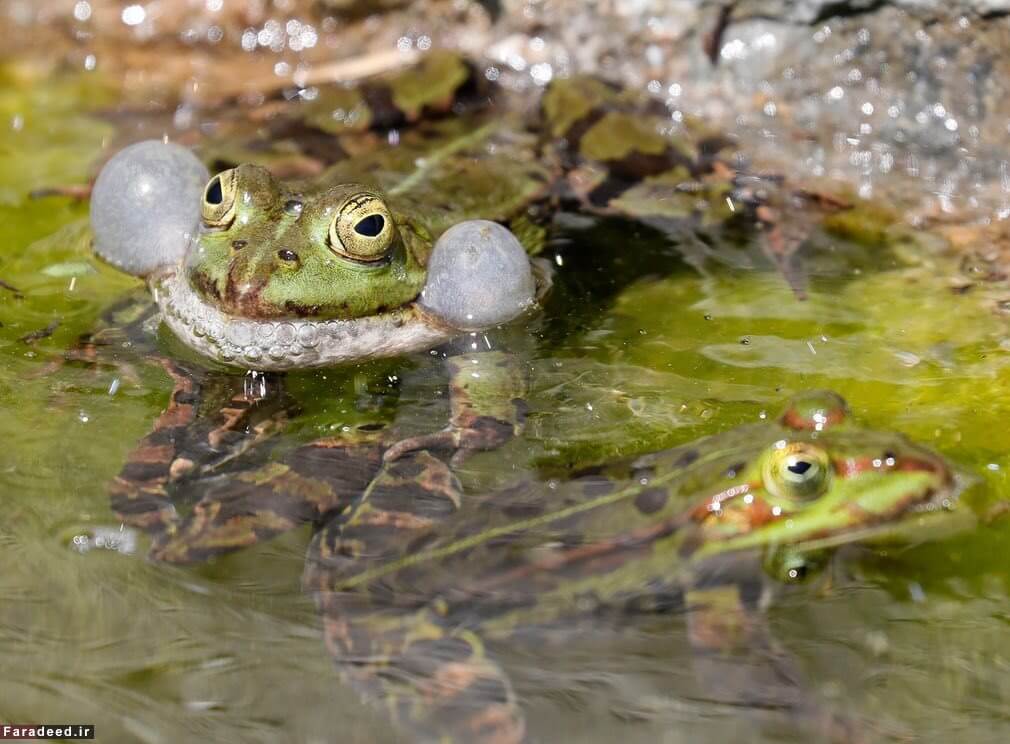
[487,0,1010,217]
[7,0,1010,219]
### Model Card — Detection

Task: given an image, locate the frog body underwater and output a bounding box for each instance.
[117,390,961,742]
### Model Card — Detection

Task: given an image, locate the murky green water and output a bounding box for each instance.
[2,67,1009,743]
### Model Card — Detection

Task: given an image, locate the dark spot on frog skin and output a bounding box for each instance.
[188,268,222,302]
[282,300,323,317]
[674,449,700,468]
[401,636,477,671]
[144,425,187,448]
[388,458,425,479]
[369,482,457,518]
[579,475,616,497]
[723,462,747,478]
[286,441,383,505]
[502,501,545,518]
[634,487,669,514]
[725,461,746,479]
[461,675,513,710]
[405,531,440,555]
[624,582,684,614]
[119,460,171,485]
[171,389,200,406]
[512,398,530,424]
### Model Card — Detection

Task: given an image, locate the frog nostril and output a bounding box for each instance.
[277,249,299,262]
[284,199,303,216]
[354,214,385,237]
[231,239,247,250]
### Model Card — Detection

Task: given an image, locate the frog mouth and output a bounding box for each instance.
[149,267,456,371]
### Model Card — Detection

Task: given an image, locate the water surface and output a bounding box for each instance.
[1,66,1009,744]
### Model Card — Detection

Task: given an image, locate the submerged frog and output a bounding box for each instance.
[115,390,962,742]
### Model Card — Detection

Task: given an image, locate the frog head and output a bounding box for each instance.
[686,392,960,576]
[186,164,428,320]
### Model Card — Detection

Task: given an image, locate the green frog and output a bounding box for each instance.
[114,389,963,742]
[145,53,778,374]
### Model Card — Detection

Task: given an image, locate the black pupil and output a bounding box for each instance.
[787,460,812,475]
[205,177,223,205]
[354,214,384,237]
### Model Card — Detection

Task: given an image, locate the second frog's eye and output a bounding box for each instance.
[329,191,394,263]
[762,442,831,503]
[202,169,238,228]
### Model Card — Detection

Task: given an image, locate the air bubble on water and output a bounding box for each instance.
[907,582,926,603]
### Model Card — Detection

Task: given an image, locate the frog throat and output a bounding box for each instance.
[149,267,456,370]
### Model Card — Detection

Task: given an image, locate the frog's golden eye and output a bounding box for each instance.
[762,442,831,503]
[202,169,238,229]
[329,192,394,263]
